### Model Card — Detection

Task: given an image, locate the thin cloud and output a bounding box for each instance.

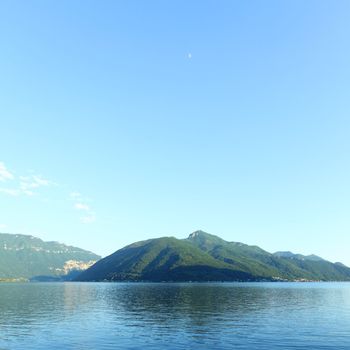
[70,192,82,199]
[0,162,14,182]
[0,163,56,197]
[75,203,90,211]
[80,214,96,224]
[0,162,98,225]
[70,191,96,224]
[19,175,54,191]
[0,188,20,196]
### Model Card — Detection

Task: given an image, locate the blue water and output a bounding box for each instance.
[0,282,349,349]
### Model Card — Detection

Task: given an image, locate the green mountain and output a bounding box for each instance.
[273,251,324,262]
[0,233,100,281]
[76,230,350,282]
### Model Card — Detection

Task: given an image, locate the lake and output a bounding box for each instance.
[0,282,349,349]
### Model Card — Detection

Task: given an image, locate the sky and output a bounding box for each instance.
[0,1,350,264]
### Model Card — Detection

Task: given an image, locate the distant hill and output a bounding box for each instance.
[76,230,350,282]
[0,233,100,281]
[273,251,324,262]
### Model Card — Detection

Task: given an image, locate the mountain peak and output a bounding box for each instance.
[188,230,210,239]
[186,230,228,253]
[274,251,295,258]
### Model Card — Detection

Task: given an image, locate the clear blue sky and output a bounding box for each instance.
[1,1,350,264]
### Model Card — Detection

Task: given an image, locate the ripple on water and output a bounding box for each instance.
[0,282,350,349]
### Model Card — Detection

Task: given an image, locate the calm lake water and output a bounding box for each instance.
[0,282,349,349]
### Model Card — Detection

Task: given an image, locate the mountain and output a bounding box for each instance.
[273,251,324,262]
[0,233,100,281]
[76,236,254,282]
[76,230,350,282]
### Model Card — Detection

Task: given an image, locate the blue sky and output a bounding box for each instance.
[1,1,350,264]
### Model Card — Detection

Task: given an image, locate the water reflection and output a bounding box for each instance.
[0,283,97,325]
[0,282,349,350]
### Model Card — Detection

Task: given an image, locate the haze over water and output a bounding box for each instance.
[1,282,349,349]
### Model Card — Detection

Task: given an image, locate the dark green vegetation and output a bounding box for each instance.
[76,231,350,282]
[0,233,100,281]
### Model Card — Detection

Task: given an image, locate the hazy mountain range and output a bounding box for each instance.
[76,230,350,282]
[1,230,349,282]
[0,233,100,281]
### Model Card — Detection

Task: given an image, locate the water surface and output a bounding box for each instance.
[0,282,349,349]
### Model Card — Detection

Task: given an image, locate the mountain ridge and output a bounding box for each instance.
[0,232,100,281]
[76,230,350,282]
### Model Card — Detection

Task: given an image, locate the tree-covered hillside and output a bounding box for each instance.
[0,233,100,281]
[76,230,350,282]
